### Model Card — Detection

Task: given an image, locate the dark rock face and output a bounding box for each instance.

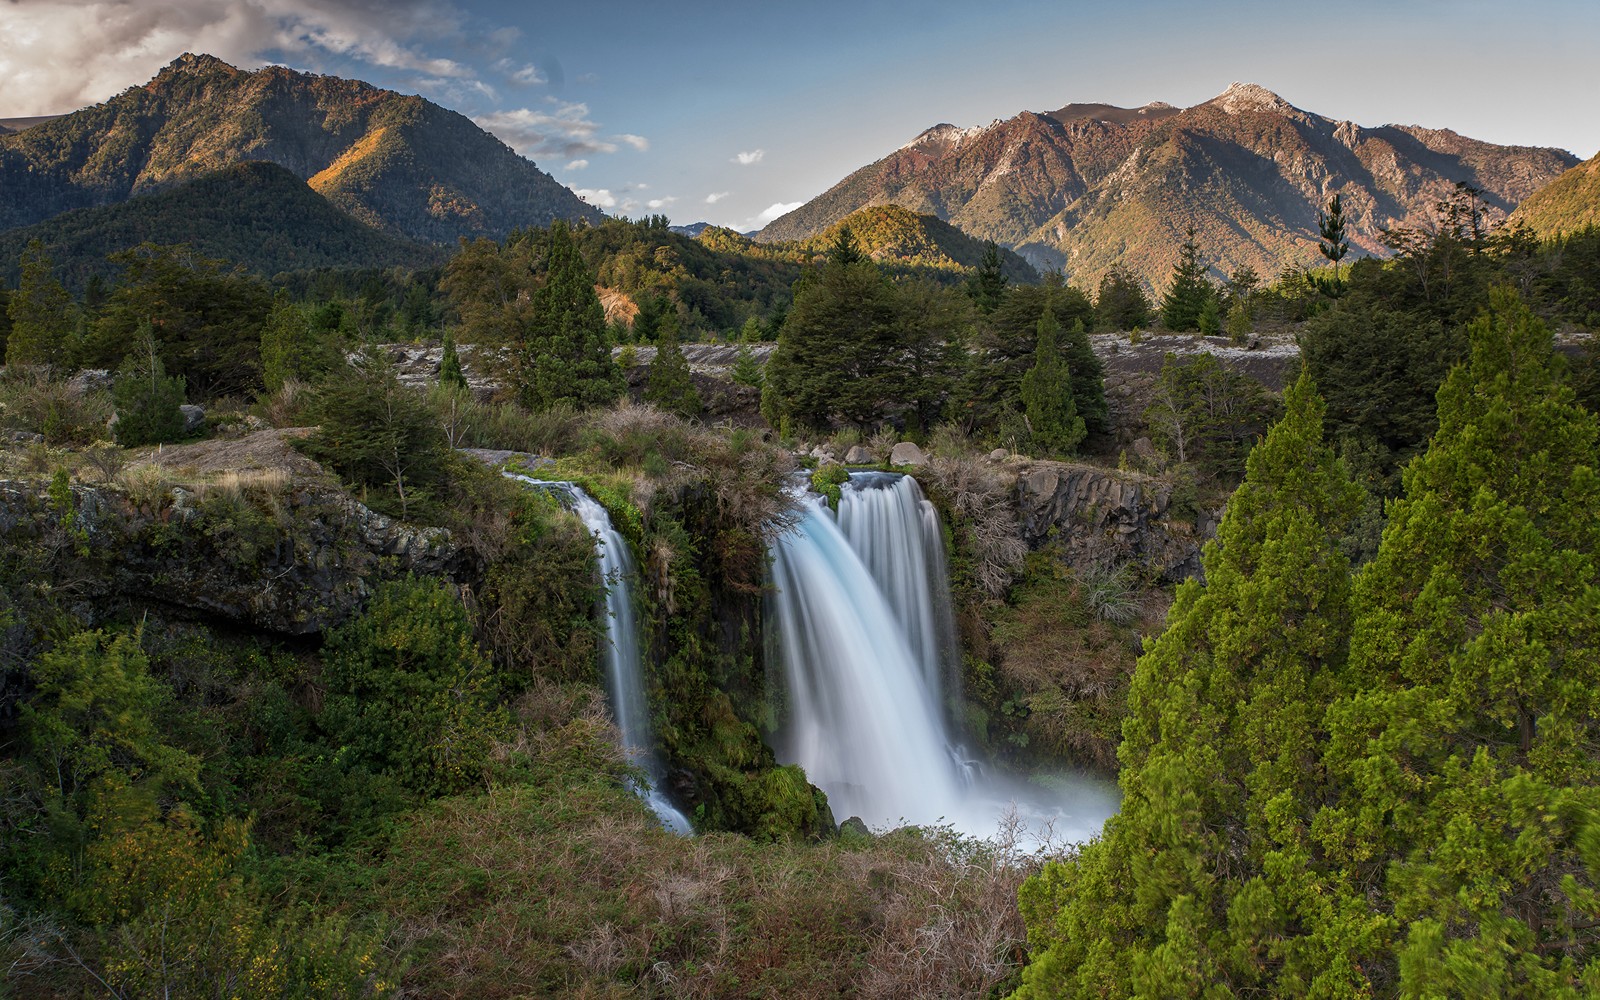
[0,477,463,635]
[1012,461,1217,582]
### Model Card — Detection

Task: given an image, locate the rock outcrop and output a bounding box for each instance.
[0,475,464,635]
[1012,461,1218,582]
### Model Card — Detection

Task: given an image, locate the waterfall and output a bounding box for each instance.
[507,475,692,834]
[769,471,1119,839]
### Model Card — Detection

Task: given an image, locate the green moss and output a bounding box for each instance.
[810,462,849,510]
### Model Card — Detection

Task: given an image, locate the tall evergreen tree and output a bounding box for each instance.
[1015,370,1365,997]
[643,310,702,419]
[1095,267,1152,331]
[1314,193,1351,298]
[1159,229,1215,332]
[438,328,467,390]
[6,240,74,368]
[1319,287,1600,992]
[966,240,1009,314]
[1019,309,1086,457]
[519,221,623,412]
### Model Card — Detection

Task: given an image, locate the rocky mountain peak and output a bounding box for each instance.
[163,52,240,77]
[1207,82,1297,116]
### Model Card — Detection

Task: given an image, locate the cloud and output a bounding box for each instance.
[733,149,765,165]
[0,0,481,115]
[493,57,545,85]
[646,197,676,210]
[705,191,730,204]
[575,188,617,209]
[754,201,803,225]
[474,102,647,161]
[564,159,589,171]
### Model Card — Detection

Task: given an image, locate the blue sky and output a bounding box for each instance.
[3,0,1597,231]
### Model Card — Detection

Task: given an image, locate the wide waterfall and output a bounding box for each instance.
[507,475,692,834]
[769,471,1117,839]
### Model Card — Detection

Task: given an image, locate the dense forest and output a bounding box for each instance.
[2,180,1600,996]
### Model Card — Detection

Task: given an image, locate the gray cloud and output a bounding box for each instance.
[474,102,648,163]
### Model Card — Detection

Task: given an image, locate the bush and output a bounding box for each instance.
[0,368,114,446]
[112,336,187,446]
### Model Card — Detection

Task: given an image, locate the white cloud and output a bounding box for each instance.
[754,200,803,225]
[733,149,765,165]
[0,0,480,115]
[705,191,730,204]
[575,188,617,209]
[474,102,648,161]
[564,159,589,171]
[615,133,650,151]
[493,57,545,85]
[646,197,676,209]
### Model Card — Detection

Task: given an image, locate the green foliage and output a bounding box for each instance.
[438,327,466,389]
[1019,309,1086,456]
[731,343,764,388]
[966,282,1104,439]
[643,310,703,418]
[1014,371,1366,998]
[5,239,74,367]
[260,295,350,393]
[89,242,272,398]
[811,462,849,509]
[1300,303,1464,494]
[1094,266,1151,331]
[967,240,1009,313]
[518,221,625,412]
[1144,352,1277,479]
[322,576,509,799]
[302,345,450,519]
[1159,228,1216,332]
[111,329,188,446]
[1314,193,1351,298]
[765,253,903,430]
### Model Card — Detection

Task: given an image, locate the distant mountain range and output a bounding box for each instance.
[757,83,1579,289]
[1511,151,1600,236]
[0,161,440,287]
[0,53,600,247]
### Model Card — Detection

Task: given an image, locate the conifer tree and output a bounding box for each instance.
[439,328,467,390]
[966,240,1008,314]
[6,240,74,368]
[1314,193,1350,298]
[1015,370,1365,997]
[643,310,702,418]
[1095,267,1151,331]
[1319,287,1600,991]
[1019,309,1086,456]
[519,220,623,412]
[1159,228,1216,332]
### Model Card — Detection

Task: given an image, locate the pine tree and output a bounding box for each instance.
[519,220,623,412]
[966,240,1008,314]
[643,310,702,418]
[1095,267,1152,331]
[1314,193,1350,298]
[6,240,74,368]
[1319,287,1600,991]
[826,225,865,267]
[1159,229,1215,332]
[1019,309,1086,456]
[1015,370,1366,997]
[439,328,467,390]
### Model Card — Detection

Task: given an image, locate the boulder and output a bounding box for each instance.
[844,445,876,465]
[988,448,1009,462]
[889,441,927,466]
[179,404,207,434]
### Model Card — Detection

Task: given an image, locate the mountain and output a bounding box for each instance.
[1511,151,1600,236]
[758,84,1578,289]
[0,53,601,244]
[0,161,440,288]
[792,205,1037,282]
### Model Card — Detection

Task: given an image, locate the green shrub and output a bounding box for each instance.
[810,462,849,509]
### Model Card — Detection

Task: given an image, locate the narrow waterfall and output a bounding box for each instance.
[507,475,692,834]
[769,471,1119,839]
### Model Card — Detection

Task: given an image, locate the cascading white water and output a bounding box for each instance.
[769,490,965,827]
[507,474,692,834]
[836,472,961,700]
[770,471,1119,840]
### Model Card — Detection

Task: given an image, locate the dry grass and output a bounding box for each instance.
[920,455,1027,597]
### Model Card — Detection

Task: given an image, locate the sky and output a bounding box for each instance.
[3,0,1598,232]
